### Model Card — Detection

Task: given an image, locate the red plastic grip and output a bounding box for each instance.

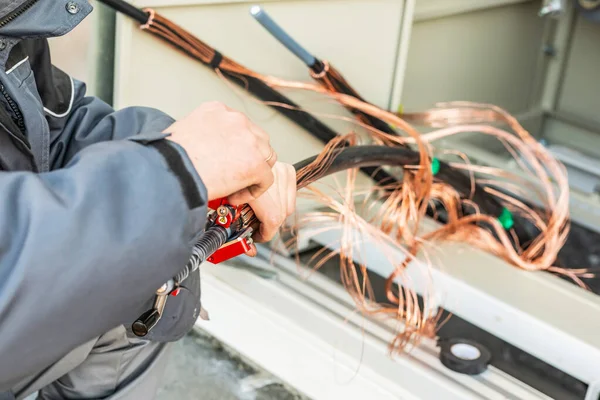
[206,237,252,264]
[208,197,227,210]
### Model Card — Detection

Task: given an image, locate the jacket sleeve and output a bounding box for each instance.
[47,75,179,169]
[0,91,209,389]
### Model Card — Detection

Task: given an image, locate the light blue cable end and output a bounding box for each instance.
[250,4,316,67]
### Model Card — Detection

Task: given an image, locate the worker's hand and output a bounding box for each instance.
[249,162,297,243]
[165,101,278,204]
[245,162,296,256]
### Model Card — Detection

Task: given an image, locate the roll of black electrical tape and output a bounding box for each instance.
[576,0,600,22]
[579,0,600,10]
[438,338,492,375]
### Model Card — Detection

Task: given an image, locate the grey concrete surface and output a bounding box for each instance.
[156,330,305,400]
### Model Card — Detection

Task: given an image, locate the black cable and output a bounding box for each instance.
[294,145,418,179]
[294,146,539,244]
[97,0,149,23]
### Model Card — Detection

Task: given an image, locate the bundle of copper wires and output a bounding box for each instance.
[281,96,585,352]
[106,3,589,353]
[261,82,586,351]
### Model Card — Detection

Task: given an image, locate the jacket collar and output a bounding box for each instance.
[0,0,92,39]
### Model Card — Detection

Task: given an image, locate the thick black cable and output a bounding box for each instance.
[294,146,539,243]
[97,0,149,23]
[294,145,418,180]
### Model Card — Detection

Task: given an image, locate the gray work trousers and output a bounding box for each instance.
[10,326,172,400]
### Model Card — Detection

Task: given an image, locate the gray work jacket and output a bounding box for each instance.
[0,0,208,390]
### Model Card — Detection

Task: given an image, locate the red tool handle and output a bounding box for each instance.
[208,197,228,210]
[207,237,253,264]
[207,198,253,264]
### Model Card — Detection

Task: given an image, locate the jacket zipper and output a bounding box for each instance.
[0,0,41,157]
[0,0,40,28]
[1,84,25,132]
[0,0,40,152]
[0,83,30,149]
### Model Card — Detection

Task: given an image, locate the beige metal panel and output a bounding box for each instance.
[557,15,600,127]
[414,0,531,21]
[114,0,405,173]
[402,1,544,114]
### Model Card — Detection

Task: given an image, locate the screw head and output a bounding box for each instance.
[217,206,228,217]
[66,2,79,14]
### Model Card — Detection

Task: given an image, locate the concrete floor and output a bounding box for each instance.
[156,330,305,400]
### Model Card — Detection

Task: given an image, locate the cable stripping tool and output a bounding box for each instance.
[132,198,256,337]
[204,198,256,264]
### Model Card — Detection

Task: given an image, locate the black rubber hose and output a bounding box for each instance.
[97,0,149,23]
[294,145,419,183]
[179,225,229,282]
[293,146,539,242]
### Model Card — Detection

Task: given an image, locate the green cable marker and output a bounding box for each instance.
[431,157,440,175]
[498,207,514,230]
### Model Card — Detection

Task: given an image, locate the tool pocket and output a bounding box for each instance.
[125,268,202,342]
